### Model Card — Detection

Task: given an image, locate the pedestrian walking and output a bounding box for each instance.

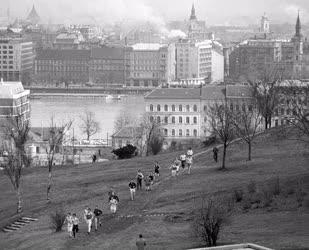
[136,234,146,250]
[213,147,219,163]
[129,179,137,200]
[84,207,94,235]
[154,161,160,176]
[65,212,73,237]
[136,170,144,190]
[72,213,79,238]
[93,205,103,231]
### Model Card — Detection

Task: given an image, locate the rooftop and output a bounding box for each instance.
[131,43,166,51]
[36,49,91,61]
[91,47,124,60]
[0,81,29,98]
[112,126,143,138]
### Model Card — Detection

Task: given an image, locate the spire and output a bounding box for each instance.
[295,10,301,38]
[190,3,197,20]
[26,4,41,25]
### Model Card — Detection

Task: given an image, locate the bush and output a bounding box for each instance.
[112,144,137,159]
[193,198,230,247]
[247,180,257,194]
[149,135,164,155]
[202,136,216,147]
[233,189,243,203]
[261,187,273,208]
[50,208,66,232]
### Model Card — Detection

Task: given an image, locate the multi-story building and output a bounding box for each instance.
[34,49,90,84]
[53,33,84,50]
[144,84,253,145]
[125,43,176,87]
[175,39,224,83]
[0,38,34,84]
[0,79,30,123]
[89,46,126,84]
[229,13,309,80]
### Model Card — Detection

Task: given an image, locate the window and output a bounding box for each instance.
[236,105,239,111]
[230,104,233,111]
[164,105,168,111]
[186,129,190,137]
[203,105,207,112]
[193,129,197,137]
[172,105,175,111]
[150,116,154,122]
[248,105,253,112]
[179,105,183,111]
[193,117,197,124]
[118,139,122,147]
[164,116,168,124]
[179,129,183,137]
[164,129,168,136]
[172,116,175,124]
[186,105,190,112]
[193,104,197,112]
[157,116,161,124]
[150,104,153,111]
[242,104,246,112]
[179,116,183,124]
[186,117,190,124]
[172,129,175,136]
[157,105,161,111]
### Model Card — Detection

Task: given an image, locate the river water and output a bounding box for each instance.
[30,95,145,140]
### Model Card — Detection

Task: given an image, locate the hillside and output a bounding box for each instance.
[0,130,308,250]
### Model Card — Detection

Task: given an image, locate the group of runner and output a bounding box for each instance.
[170,147,194,176]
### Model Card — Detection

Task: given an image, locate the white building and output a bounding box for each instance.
[176,39,224,83]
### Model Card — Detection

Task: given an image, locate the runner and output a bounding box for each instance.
[65,212,73,237]
[93,205,103,231]
[110,196,118,214]
[149,172,154,187]
[180,153,187,170]
[154,161,160,176]
[174,157,181,176]
[144,175,151,191]
[186,155,193,174]
[213,146,219,163]
[187,147,193,158]
[170,162,177,177]
[136,234,146,250]
[84,207,94,235]
[136,170,144,190]
[129,179,137,200]
[72,213,79,238]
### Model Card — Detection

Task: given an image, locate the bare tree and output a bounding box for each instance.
[208,102,235,170]
[114,108,137,132]
[46,117,72,202]
[231,102,262,161]
[247,63,284,129]
[79,110,100,140]
[1,117,31,213]
[278,81,309,143]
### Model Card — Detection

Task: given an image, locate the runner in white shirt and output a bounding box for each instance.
[65,212,73,237]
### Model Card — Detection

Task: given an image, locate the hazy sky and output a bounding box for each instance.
[1,0,308,26]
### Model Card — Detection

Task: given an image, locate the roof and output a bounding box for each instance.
[0,81,29,98]
[145,85,253,100]
[91,47,124,60]
[36,49,91,61]
[112,127,143,138]
[26,5,41,24]
[131,43,166,51]
[30,127,52,141]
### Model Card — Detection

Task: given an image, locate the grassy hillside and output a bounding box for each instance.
[0,130,308,250]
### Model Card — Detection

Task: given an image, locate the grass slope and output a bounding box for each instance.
[0,130,308,250]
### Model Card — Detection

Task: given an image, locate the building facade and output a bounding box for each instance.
[175,39,224,83]
[125,43,176,87]
[0,80,30,123]
[0,38,34,84]
[34,49,90,84]
[144,85,253,145]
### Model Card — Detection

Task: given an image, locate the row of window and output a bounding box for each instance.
[149,116,198,124]
[0,66,13,69]
[0,51,13,54]
[163,128,198,137]
[0,46,13,49]
[149,104,199,112]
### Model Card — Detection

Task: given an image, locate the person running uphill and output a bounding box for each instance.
[154,161,160,176]
[129,179,137,200]
[72,213,79,238]
[84,208,94,235]
[110,196,118,214]
[180,153,186,170]
[136,170,144,190]
[170,162,177,177]
[93,205,102,231]
[65,212,73,237]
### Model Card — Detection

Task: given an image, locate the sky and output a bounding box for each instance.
[1,0,308,26]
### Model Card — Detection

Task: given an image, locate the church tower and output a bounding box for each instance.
[260,13,270,33]
[190,4,197,20]
[292,11,303,79]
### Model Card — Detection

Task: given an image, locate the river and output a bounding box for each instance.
[30,95,146,140]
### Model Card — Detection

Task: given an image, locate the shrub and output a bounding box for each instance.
[233,189,243,203]
[261,187,273,208]
[149,135,164,155]
[50,208,66,232]
[247,180,257,194]
[170,141,177,151]
[193,198,230,247]
[112,144,137,159]
[202,136,217,147]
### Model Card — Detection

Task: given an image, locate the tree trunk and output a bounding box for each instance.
[47,170,52,201]
[264,116,268,130]
[268,115,272,128]
[87,132,90,141]
[16,187,22,213]
[248,141,252,161]
[221,143,227,170]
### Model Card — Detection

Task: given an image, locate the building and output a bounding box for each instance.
[53,33,84,50]
[125,43,176,87]
[25,5,41,26]
[229,13,309,80]
[34,49,90,85]
[111,126,144,149]
[0,38,34,84]
[0,80,30,123]
[89,46,126,84]
[144,84,253,146]
[175,39,224,83]
[259,13,270,33]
